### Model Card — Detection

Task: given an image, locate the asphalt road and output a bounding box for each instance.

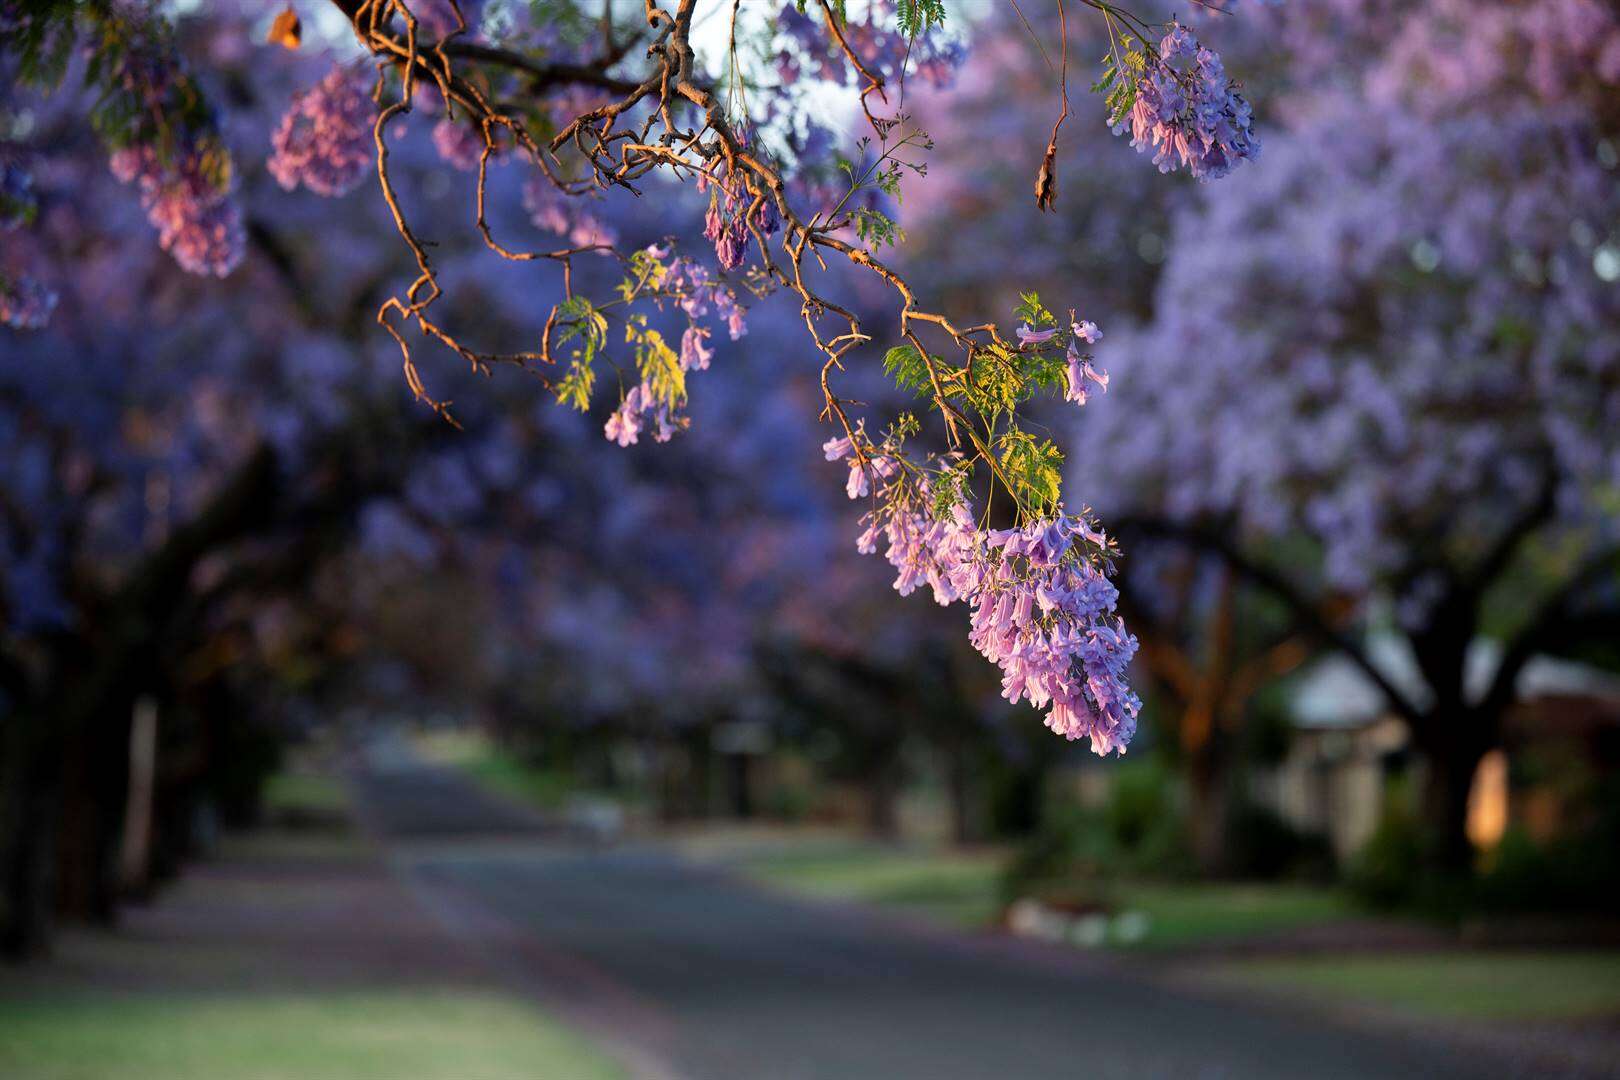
[350,738,1492,1080]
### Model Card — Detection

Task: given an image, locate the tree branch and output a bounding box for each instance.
[1116,514,1426,724]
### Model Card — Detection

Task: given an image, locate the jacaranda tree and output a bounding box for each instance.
[1059,0,1620,875]
[2,0,1269,952]
[4,0,1265,749]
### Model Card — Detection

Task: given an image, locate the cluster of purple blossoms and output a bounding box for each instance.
[604,382,680,447]
[0,275,58,330]
[1016,316,1109,407]
[825,434,900,500]
[828,435,1140,754]
[268,66,376,197]
[1115,22,1259,181]
[598,246,749,449]
[103,31,244,277]
[664,257,748,340]
[701,167,776,271]
[522,176,617,248]
[109,144,244,277]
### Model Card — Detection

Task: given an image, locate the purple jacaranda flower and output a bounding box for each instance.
[680,325,714,372]
[269,65,375,197]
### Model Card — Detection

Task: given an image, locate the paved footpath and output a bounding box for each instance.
[350,736,1518,1080]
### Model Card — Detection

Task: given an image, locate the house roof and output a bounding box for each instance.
[1290,632,1620,729]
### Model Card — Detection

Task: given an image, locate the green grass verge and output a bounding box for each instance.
[736,840,1358,945]
[1113,882,1354,949]
[739,842,1005,927]
[0,989,628,1080]
[1215,951,1620,1020]
[261,771,348,817]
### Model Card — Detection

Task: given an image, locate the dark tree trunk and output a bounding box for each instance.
[2,448,279,959]
[1415,712,1493,876]
[0,714,62,960]
[1186,749,1231,877]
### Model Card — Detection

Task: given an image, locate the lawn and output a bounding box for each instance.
[0,989,627,1080]
[261,770,348,816]
[1115,882,1354,949]
[739,841,1006,927]
[729,838,1358,947]
[1213,951,1620,1021]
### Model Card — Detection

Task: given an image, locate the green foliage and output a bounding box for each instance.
[1013,291,1056,328]
[1223,800,1335,882]
[1345,792,1426,909]
[553,297,607,411]
[1095,37,1147,126]
[1000,756,1192,903]
[853,205,904,248]
[882,343,935,398]
[792,0,947,36]
[625,313,684,407]
[8,3,222,172]
[896,0,948,37]
[616,246,666,302]
[996,428,1065,515]
[795,0,849,23]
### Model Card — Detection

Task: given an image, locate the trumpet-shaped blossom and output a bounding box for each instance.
[604,382,681,447]
[679,326,714,371]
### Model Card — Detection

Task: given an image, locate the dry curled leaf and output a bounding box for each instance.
[1035,141,1059,212]
[268,5,301,50]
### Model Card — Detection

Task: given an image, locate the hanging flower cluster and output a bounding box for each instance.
[109,144,243,277]
[103,33,244,277]
[701,163,777,271]
[268,65,377,197]
[605,382,679,446]
[829,431,1139,754]
[1112,22,1260,181]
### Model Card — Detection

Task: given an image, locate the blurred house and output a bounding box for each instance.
[1257,634,1620,861]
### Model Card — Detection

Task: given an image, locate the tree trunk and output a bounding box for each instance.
[1,708,63,960]
[1417,720,1490,876]
[1186,754,1231,877]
